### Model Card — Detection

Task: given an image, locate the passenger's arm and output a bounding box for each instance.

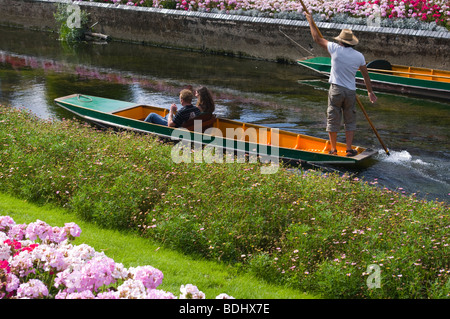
[167,104,177,127]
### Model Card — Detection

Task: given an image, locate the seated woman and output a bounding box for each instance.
[144,89,200,127]
[195,86,215,114]
[181,87,217,132]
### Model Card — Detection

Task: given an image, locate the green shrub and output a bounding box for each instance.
[0,106,448,298]
[54,3,91,42]
[160,0,177,9]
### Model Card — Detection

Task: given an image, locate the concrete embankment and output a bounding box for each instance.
[0,0,449,69]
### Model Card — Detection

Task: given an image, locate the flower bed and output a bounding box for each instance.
[76,0,449,30]
[0,216,233,299]
[1,106,448,298]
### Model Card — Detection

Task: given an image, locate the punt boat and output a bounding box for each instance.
[54,94,377,164]
[297,57,450,100]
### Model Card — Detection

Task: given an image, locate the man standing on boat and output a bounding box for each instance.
[304,13,377,156]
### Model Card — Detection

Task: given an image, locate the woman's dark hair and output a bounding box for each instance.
[196,87,215,113]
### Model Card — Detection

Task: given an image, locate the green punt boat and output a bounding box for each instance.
[54,94,377,165]
[297,57,450,100]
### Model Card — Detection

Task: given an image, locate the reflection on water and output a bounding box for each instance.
[0,26,449,202]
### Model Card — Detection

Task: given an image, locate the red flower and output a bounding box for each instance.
[3,239,21,250]
[0,260,10,273]
[21,243,39,253]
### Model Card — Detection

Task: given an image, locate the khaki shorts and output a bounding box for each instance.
[326,84,357,132]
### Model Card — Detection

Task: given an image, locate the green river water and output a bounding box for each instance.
[0,26,448,202]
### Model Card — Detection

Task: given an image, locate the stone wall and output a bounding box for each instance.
[1,0,449,69]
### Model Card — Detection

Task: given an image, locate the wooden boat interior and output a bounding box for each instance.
[371,65,450,83]
[356,59,450,83]
[112,104,358,157]
[302,58,450,83]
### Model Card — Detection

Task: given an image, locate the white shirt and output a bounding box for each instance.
[327,42,366,91]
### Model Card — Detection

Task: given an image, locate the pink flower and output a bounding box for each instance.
[9,250,37,277]
[31,244,67,272]
[0,216,15,232]
[55,290,96,299]
[25,220,52,242]
[95,290,120,299]
[0,272,20,298]
[55,255,118,293]
[179,284,205,299]
[146,289,177,299]
[1,217,232,300]
[129,265,164,290]
[6,273,20,293]
[7,223,27,240]
[16,279,49,299]
[63,222,82,241]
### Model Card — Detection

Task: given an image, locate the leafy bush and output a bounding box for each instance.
[54,3,91,42]
[0,106,448,298]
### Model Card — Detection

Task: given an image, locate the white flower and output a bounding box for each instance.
[16,279,49,299]
[216,293,235,299]
[0,241,11,260]
[179,284,205,299]
[118,279,148,299]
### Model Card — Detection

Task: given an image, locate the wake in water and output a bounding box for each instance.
[377,149,412,163]
[376,149,431,166]
[371,149,449,202]
[376,149,437,172]
[313,149,449,203]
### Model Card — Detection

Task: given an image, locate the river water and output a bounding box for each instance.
[0,26,449,203]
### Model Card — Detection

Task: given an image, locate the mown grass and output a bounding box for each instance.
[0,192,313,299]
[0,105,448,298]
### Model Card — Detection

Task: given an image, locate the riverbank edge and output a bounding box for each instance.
[0,0,449,69]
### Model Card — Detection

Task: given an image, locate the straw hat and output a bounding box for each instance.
[334,29,359,46]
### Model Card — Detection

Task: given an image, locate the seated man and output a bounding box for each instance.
[144,89,200,128]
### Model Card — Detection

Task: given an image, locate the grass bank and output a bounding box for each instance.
[0,106,448,298]
[0,192,312,299]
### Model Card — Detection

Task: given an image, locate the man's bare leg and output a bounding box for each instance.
[345,130,354,150]
[329,132,338,153]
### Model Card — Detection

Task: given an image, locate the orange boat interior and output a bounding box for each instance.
[374,65,450,83]
[113,105,361,157]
